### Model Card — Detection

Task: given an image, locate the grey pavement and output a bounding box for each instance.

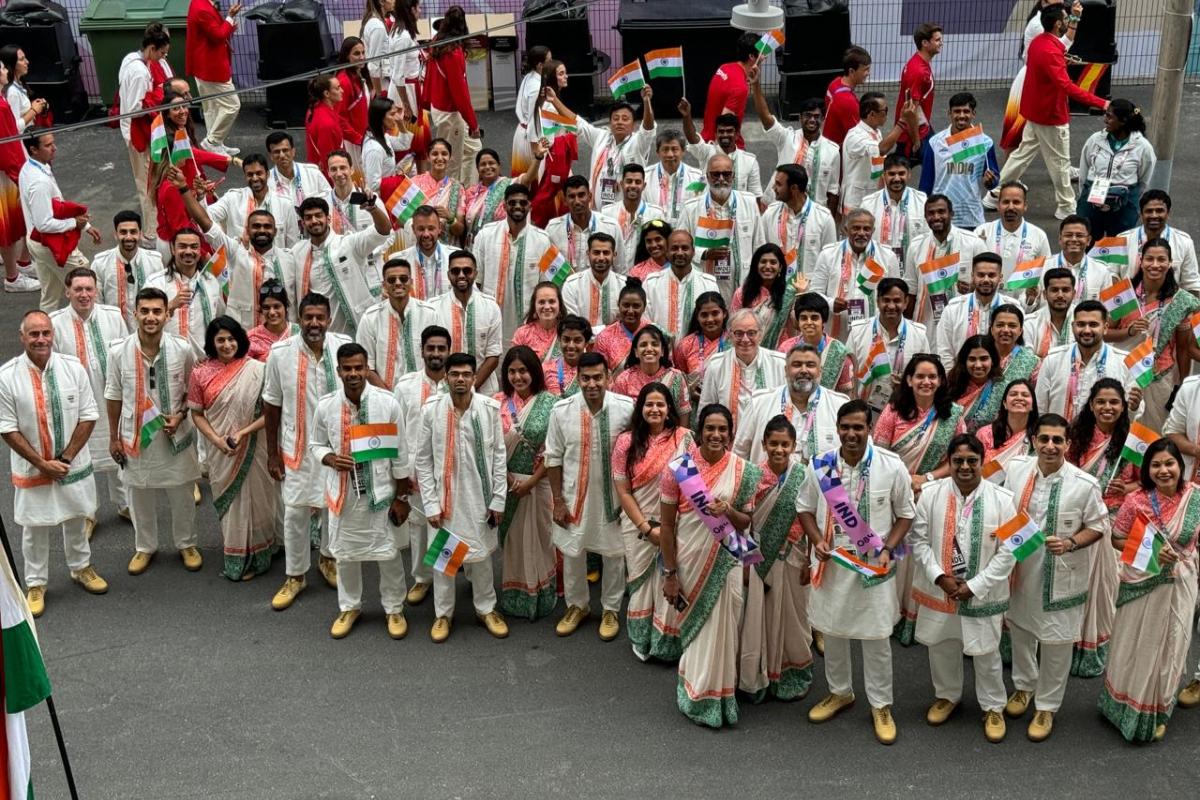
[5,82,1200,799]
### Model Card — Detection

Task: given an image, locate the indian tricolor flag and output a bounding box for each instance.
[1121,420,1159,467]
[1121,514,1164,574]
[645,47,684,79]
[857,337,891,386]
[539,107,577,140]
[383,174,426,224]
[695,216,732,249]
[1004,256,1046,292]
[423,528,470,576]
[205,245,229,300]
[920,253,958,295]
[830,547,887,577]
[1124,338,1156,389]
[754,29,785,56]
[869,155,885,181]
[982,460,1006,484]
[607,60,646,100]
[538,245,572,288]
[1190,311,1200,347]
[995,511,1045,561]
[1089,236,1130,268]
[946,124,988,163]
[856,257,885,294]
[149,113,168,163]
[349,422,399,463]
[169,128,193,166]
[1099,277,1139,322]
[1,550,52,800]
[138,397,165,451]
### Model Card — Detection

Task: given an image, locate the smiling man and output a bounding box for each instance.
[430,251,502,394]
[475,183,555,340]
[1034,300,1136,421]
[847,277,929,413]
[862,155,928,262]
[679,153,764,302]
[206,153,300,248]
[901,194,985,341]
[935,253,1017,369]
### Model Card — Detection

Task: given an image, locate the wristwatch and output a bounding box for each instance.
[923,472,936,483]
[662,567,678,578]
[1067,537,1078,553]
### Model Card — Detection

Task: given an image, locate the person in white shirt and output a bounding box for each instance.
[545,176,624,275]
[475,182,555,339]
[901,194,985,343]
[396,206,453,300]
[599,164,666,273]
[145,226,226,359]
[511,46,550,176]
[265,131,332,206]
[680,100,762,199]
[1165,375,1200,489]
[359,0,392,96]
[699,309,786,427]
[847,278,930,413]
[1117,189,1200,291]
[562,233,626,332]
[357,258,441,390]
[677,153,764,302]
[840,92,919,213]
[751,74,840,216]
[0,310,107,617]
[430,250,502,394]
[861,154,928,263]
[808,209,901,341]
[91,210,166,330]
[643,230,720,339]
[1035,300,1136,422]
[643,130,705,227]
[972,181,1052,286]
[1075,98,1156,238]
[205,153,300,249]
[1042,214,1114,306]
[935,253,1017,369]
[1023,267,1077,359]
[758,164,837,281]
[20,130,103,312]
[117,22,172,242]
[361,100,404,193]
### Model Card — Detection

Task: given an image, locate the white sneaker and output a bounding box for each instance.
[16,262,36,277]
[201,139,239,157]
[981,189,999,211]
[4,273,39,292]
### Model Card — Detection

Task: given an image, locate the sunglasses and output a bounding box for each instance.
[124,261,135,285]
[448,267,473,276]
[708,171,733,180]
[259,284,287,297]
[147,364,157,392]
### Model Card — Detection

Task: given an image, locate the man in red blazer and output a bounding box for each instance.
[186,0,243,156]
[996,2,1107,220]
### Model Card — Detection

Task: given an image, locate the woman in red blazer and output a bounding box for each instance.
[425,6,480,185]
[335,36,372,178]
[305,74,345,180]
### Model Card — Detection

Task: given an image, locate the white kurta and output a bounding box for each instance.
[698,348,787,426]
[861,188,929,262]
[901,228,986,341]
[575,120,657,209]
[1117,224,1200,291]
[414,393,507,559]
[91,247,165,330]
[840,120,883,212]
[545,212,625,277]
[600,200,667,273]
[268,162,332,207]
[208,187,301,249]
[561,269,626,330]
[809,240,901,341]
[0,353,98,526]
[846,317,929,412]
[934,291,1019,369]
[1164,374,1200,478]
[393,371,447,512]
[762,123,841,205]
[758,199,838,279]
[795,442,916,639]
[1022,305,1075,359]
[262,333,350,507]
[431,291,504,395]
[290,227,389,337]
[398,243,454,301]
[678,190,764,301]
[144,270,226,360]
[643,162,705,226]
[972,218,1053,282]
[1044,254,1114,303]
[202,222,296,329]
[643,267,720,340]
[1035,343,1131,420]
[731,385,846,465]
[356,298,441,389]
[543,392,634,557]
[474,220,555,340]
[1003,456,1107,644]
[49,305,128,469]
[686,141,762,196]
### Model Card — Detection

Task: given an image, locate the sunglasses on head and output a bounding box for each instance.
[259,284,287,298]
[124,261,135,284]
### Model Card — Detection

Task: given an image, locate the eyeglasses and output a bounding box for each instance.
[259,284,287,297]
[730,329,759,340]
[123,261,135,285]
[387,274,411,284]
[708,171,733,180]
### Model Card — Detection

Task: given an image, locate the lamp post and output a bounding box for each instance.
[731,0,784,32]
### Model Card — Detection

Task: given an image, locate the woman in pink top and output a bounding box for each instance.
[413,138,467,244]
[672,290,729,407]
[611,325,692,427]
[511,281,564,360]
[593,279,650,371]
[247,280,299,362]
[628,219,671,281]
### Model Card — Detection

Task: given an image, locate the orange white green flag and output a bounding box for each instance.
[423,528,469,576]
[645,47,684,79]
[1123,338,1156,389]
[607,60,645,100]
[1120,514,1164,574]
[995,511,1045,561]
[1,549,52,800]
[349,423,399,462]
[1121,420,1159,466]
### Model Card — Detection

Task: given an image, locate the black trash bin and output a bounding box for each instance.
[249,0,336,129]
[779,0,850,74]
[0,0,88,123]
[1067,0,1117,114]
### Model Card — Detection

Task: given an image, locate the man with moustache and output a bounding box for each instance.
[901,194,984,343]
[1035,301,1136,422]
[935,253,1017,369]
[546,177,624,276]
[643,130,705,227]
[808,209,901,341]
[91,211,165,329]
[848,277,930,413]
[680,103,762,199]
[145,224,225,360]
[752,75,841,216]
[1045,215,1114,306]
[642,230,719,340]
[1022,268,1077,359]
[430,251,502,394]
[1117,190,1200,290]
[599,164,666,274]
[357,258,439,390]
[840,93,919,214]
[205,153,300,248]
[758,165,837,280]
[861,155,928,263]
[475,183,555,340]
[677,154,763,303]
[396,206,452,301]
[562,233,626,331]
[918,92,998,229]
[973,182,1051,287]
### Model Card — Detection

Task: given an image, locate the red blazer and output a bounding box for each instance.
[306,103,344,178]
[336,70,369,147]
[186,0,235,83]
[28,199,86,266]
[531,133,578,229]
[155,145,230,243]
[1021,33,1106,126]
[0,97,26,182]
[701,61,747,147]
[425,46,478,130]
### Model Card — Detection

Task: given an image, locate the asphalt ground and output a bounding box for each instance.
[5,83,1200,798]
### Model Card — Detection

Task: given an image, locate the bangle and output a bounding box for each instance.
[177,184,190,194]
[1067,537,1078,552]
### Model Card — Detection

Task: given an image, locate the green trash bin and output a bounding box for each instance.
[78,0,192,103]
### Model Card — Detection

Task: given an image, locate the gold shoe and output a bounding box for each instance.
[1027,710,1054,742]
[813,630,825,656]
[925,698,958,726]
[318,556,338,589]
[26,586,45,618]
[193,483,202,505]
[71,566,108,594]
[598,610,620,641]
[555,605,588,637]
[478,611,509,639]
[586,568,600,584]
[84,518,96,541]
[1154,723,1167,742]
[871,705,898,745]
[330,609,361,639]
[180,547,203,571]
[431,616,452,643]
[406,582,430,605]
[387,613,408,640]
[1177,679,1200,709]
[807,692,855,723]
[1005,689,1032,718]
[271,577,306,611]
[984,710,1006,743]
[127,551,153,575]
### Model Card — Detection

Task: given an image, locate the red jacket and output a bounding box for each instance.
[130,59,170,153]
[29,199,87,266]
[822,76,859,146]
[702,62,747,147]
[186,0,235,83]
[0,96,26,183]
[156,145,230,243]
[531,133,578,228]
[1021,32,1106,126]
[336,70,369,147]
[306,103,344,178]
[425,46,478,130]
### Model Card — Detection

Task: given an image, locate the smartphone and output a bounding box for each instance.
[348,191,370,206]
[225,436,237,450]
[672,593,690,613]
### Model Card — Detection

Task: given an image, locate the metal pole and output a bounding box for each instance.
[1148,0,1195,190]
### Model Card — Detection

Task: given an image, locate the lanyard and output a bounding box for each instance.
[873,317,907,369]
[272,167,303,201]
[993,220,1029,263]
[966,293,998,337]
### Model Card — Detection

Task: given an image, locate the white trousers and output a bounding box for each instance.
[430,106,480,186]
[92,469,127,518]
[562,552,625,613]
[928,639,1007,712]
[126,142,156,233]
[22,519,90,587]
[337,553,408,614]
[998,120,1074,215]
[433,558,497,618]
[27,237,87,313]
[195,78,241,145]
[407,509,432,585]
[282,504,331,577]
[129,484,196,553]
[824,635,893,709]
[1010,621,1073,712]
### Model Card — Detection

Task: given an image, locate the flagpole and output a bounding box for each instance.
[0,516,81,800]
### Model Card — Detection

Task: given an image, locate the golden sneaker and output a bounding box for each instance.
[1177,679,1200,708]
[127,551,153,575]
[1027,710,1054,742]
[1154,723,1167,742]
[478,611,509,639]
[925,699,958,726]
[271,577,306,611]
[1005,689,1032,718]
[555,605,588,637]
[318,556,338,589]
[871,705,898,745]
[193,483,202,505]
[330,609,361,639]
[83,518,96,541]
[983,711,1006,743]
[180,547,203,572]
[807,692,855,723]
[387,613,408,640]
[586,568,600,584]
[598,610,620,641]
[26,586,45,618]
[431,616,452,643]
[406,582,430,606]
[71,566,108,594]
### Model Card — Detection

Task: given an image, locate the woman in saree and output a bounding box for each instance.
[1105,238,1200,431]
[731,243,796,350]
[659,403,767,728]
[976,378,1038,482]
[412,137,467,245]
[187,316,278,581]
[672,291,729,407]
[1101,438,1200,743]
[873,353,964,645]
[611,325,691,426]
[1066,378,1138,677]
[543,315,591,397]
[463,146,542,249]
[592,279,651,372]
[777,293,853,393]
[629,219,671,281]
[948,334,1004,432]
[511,281,564,361]
[989,302,1040,393]
[246,280,299,362]
[613,382,693,662]
[495,346,559,621]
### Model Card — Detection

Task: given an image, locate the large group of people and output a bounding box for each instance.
[1,0,1198,747]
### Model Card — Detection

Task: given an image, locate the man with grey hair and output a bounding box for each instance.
[643,129,705,227]
[807,208,901,341]
[678,153,764,303]
[699,307,786,427]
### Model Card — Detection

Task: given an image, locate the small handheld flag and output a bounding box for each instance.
[1123,338,1156,389]
[920,253,959,296]
[1004,256,1046,292]
[607,60,646,100]
[1,549,52,800]
[856,257,885,294]
[169,128,194,166]
[1190,311,1200,348]
[423,528,470,576]
[205,245,230,301]
[946,124,988,163]
[538,245,572,288]
[149,113,169,163]
[995,511,1045,561]
[857,337,891,386]
[645,47,684,80]
[754,30,785,57]
[349,423,400,463]
[1121,420,1159,467]
[383,175,427,225]
[694,216,733,249]
[830,547,887,577]
[1089,236,1130,268]
[869,155,885,181]
[539,107,577,140]
[138,399,165,451]
[1099,277,1140,322]
[982,460,1006,484]
[1120,514,1164,575]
